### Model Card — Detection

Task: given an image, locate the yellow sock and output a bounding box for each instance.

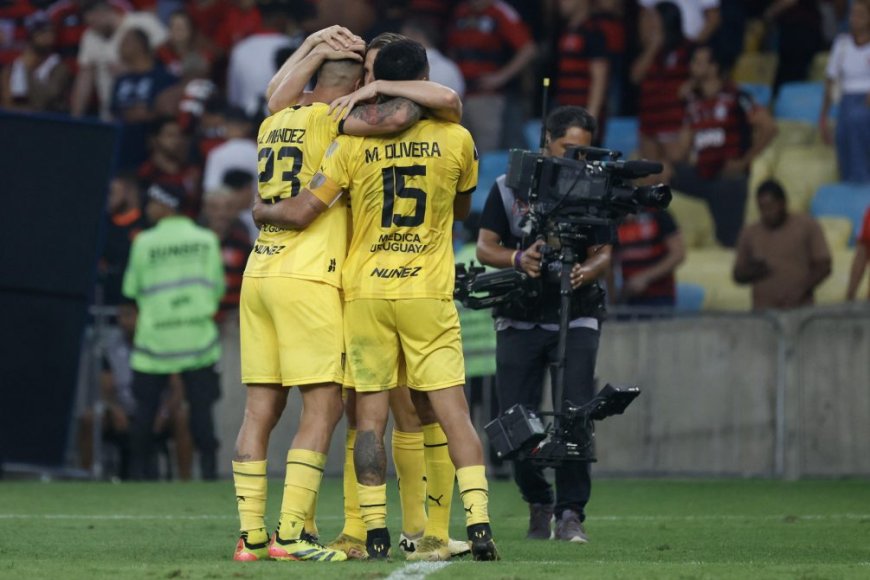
[422,423,455,541]
[341,429,367,540]
[456,465,489,527]
[392,429,426,536]
[232,460,268,544]
[304,491,319,537]
[278,449,326,540]
[357,483,388,531]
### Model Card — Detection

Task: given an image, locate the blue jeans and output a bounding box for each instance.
[836,93,870,183]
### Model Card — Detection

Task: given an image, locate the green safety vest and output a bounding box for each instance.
[454,243,497,378]
[122,216,225,374]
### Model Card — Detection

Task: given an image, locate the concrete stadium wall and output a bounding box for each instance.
[209,307,870,479]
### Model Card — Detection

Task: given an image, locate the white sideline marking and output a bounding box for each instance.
[386,562,451,580]
[0,513,868,522]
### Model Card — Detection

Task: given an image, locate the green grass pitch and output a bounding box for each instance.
[1,478,869,579]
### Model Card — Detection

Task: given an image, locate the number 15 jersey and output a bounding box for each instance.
[316,119,478,301]
[244,103,347,288]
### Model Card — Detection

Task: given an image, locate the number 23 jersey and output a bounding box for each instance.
[244,103,347,288]
[317,119,478,300]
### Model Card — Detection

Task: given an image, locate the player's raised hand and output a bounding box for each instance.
[313,40,366,61]
[328,81,380,120]
[311,25,363,51]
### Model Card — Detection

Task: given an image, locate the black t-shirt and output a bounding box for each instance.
[479,181,522,249]
[477,179,608,322]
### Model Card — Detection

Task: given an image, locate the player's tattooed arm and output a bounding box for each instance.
[354,430,387,485]
[340,97,422,136]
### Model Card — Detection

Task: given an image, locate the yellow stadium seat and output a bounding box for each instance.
[772,145,838,211]
[747,143,838,222]
[733,52,778,86]
[816,249,869,304]
[772,120,818,149]
[677,248,750,310]
[817,216,853,250]
[809,51,829,82]
[668,191,717,249]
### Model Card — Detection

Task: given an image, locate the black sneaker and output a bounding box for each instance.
[467,523,500,561]
[366,527,391,560]
[526,503,554,540]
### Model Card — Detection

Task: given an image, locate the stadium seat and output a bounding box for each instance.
[774,82,825,123]
[524,118,543,150]
[668,191,717,248]
[740,83,772,108]
[747,143,837,222]
[816,248,870,304]
[677,248,750,310]
[676,282,706,311]
[603,116,639,158]
[773,145,838,211]
[811,183,870,245]
[817,216,853,250]
[808,51,829,82]
[472,150,510,213]
[732,52,778,85]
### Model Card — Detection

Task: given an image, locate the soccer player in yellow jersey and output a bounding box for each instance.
[232,28,439,563]
[256,39,499,562]
[267,32,470,561]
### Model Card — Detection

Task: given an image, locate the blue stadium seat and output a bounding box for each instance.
[524,119,543,149]
[740,83,772,107]
[676,282,706,312]
[603,117,639,157]
[774,82,824,123]
[472,150,510,213]
[810,183,870,245]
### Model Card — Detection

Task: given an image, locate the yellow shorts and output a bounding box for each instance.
[240,276,344,387]
[344,298,465,392]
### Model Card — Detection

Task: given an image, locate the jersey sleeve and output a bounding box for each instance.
[456,132,479,196]
[495,3,533,50]
[310,136,353,204]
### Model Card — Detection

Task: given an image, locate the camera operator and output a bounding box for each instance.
[475,106,611,543]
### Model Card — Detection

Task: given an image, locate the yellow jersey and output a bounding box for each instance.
[244,103,347,287]
[316,119,478,300]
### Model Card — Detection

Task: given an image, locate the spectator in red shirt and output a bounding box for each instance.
[591,0,626,117]
[201,186,252,319]
[0,0,37,67]
[552,0,608,123]
[138,117,202,217]
[631,1,693,162]
[1,10,72,112]
[213,0,261,53]
[186,0,228,48]
[665,44,777,247]
[447,0,536,152]
[614,209,685,307]
[48,0,130,69]
[848,207,870,301]
[156,10,211,79]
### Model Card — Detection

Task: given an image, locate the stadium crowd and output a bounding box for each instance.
[3,0,869,500]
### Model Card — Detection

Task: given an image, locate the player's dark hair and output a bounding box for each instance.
[757,179,787,203]
[546,106,598,141]
[367,32,406,53]
[372,39,428,82]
